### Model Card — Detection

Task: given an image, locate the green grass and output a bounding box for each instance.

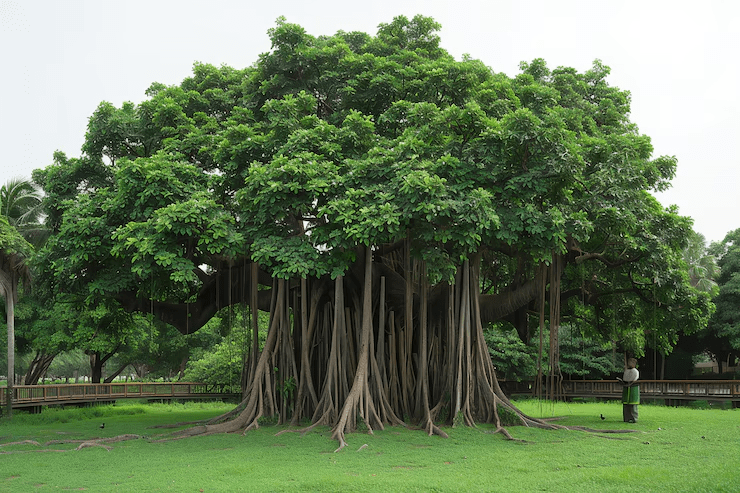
[1,399,738,492]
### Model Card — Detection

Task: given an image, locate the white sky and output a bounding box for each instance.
[1,0,738,244]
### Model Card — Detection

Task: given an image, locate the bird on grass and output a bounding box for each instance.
[99,423,105,429]
[600,414,606,420]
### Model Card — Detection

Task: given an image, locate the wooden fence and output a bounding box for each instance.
[1,382,237,410]
[500,380,740,403]
[5,380,739,411]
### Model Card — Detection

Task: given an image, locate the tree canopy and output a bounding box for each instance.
[33,15,711,447]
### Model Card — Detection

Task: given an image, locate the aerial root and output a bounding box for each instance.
[491,426,514,440]
[426,423,449,438]
[241,418,260,435]
[332,432,348,453]
[421,415,449,438]
[276,410,334,438]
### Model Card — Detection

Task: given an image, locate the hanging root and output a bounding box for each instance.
[331,385,375,453]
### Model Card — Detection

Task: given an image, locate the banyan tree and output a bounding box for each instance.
[33,15,711,448]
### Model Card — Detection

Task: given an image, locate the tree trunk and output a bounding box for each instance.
[104,362,131,383]
[89,353,103,384]
[177,355,188,381]
[24,352,57,385]
[4,290,14,419]
[88,349,118,384]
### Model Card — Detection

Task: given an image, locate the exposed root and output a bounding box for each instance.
[206,399,249,425]
[490,426,525,442]
[0,440,41,447]
[76,442,112,451]
[1,448,68,454]
[148,420,211,429]
[540,416,568,422]
[422,418,449,438]
[277,421,320,438]
[98,434,144,443]
[331,430,351,453]
[0,435,145,454]
[46,434,145,445]
[567,426,638,434]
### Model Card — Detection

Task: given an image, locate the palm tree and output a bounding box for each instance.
[1,177,43,417]
[0,177,45,246]
[0,215,33,418]
[683,231,719,294]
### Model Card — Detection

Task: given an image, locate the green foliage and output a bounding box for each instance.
[0,215,33,261]
[0,178,45,247]
[184,307,268,391]
[496,404,520,426]
[45,350,89,380]
[485,324,538,381]
[486,323,620,381]
[684,231,719,295]
[708,229,740,350]
[184,340,242,391]
[558,325,622,379]
[688,228,740,369]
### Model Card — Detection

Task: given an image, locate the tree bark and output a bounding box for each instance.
[88,349,118,384]
[24,352,57,385]
[331,245,378,451]
[4,287,14,419]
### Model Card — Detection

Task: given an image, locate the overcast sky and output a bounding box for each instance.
[2,0,738,244]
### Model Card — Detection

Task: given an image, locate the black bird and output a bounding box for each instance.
[99,423,105,429]
[600,414,606,420]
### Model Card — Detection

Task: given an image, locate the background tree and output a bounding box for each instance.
[651,230,720,378]
[684,231,719,295]
[702,229,740,373]
[14,296,64,384]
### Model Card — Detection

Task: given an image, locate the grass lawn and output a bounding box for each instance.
[1,398,737,492]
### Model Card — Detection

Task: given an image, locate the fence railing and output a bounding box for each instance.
[1,382,236,409]
[500,380,740,401]
[5,380,739,410]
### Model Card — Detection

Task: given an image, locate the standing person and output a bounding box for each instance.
[618,358,640,423]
